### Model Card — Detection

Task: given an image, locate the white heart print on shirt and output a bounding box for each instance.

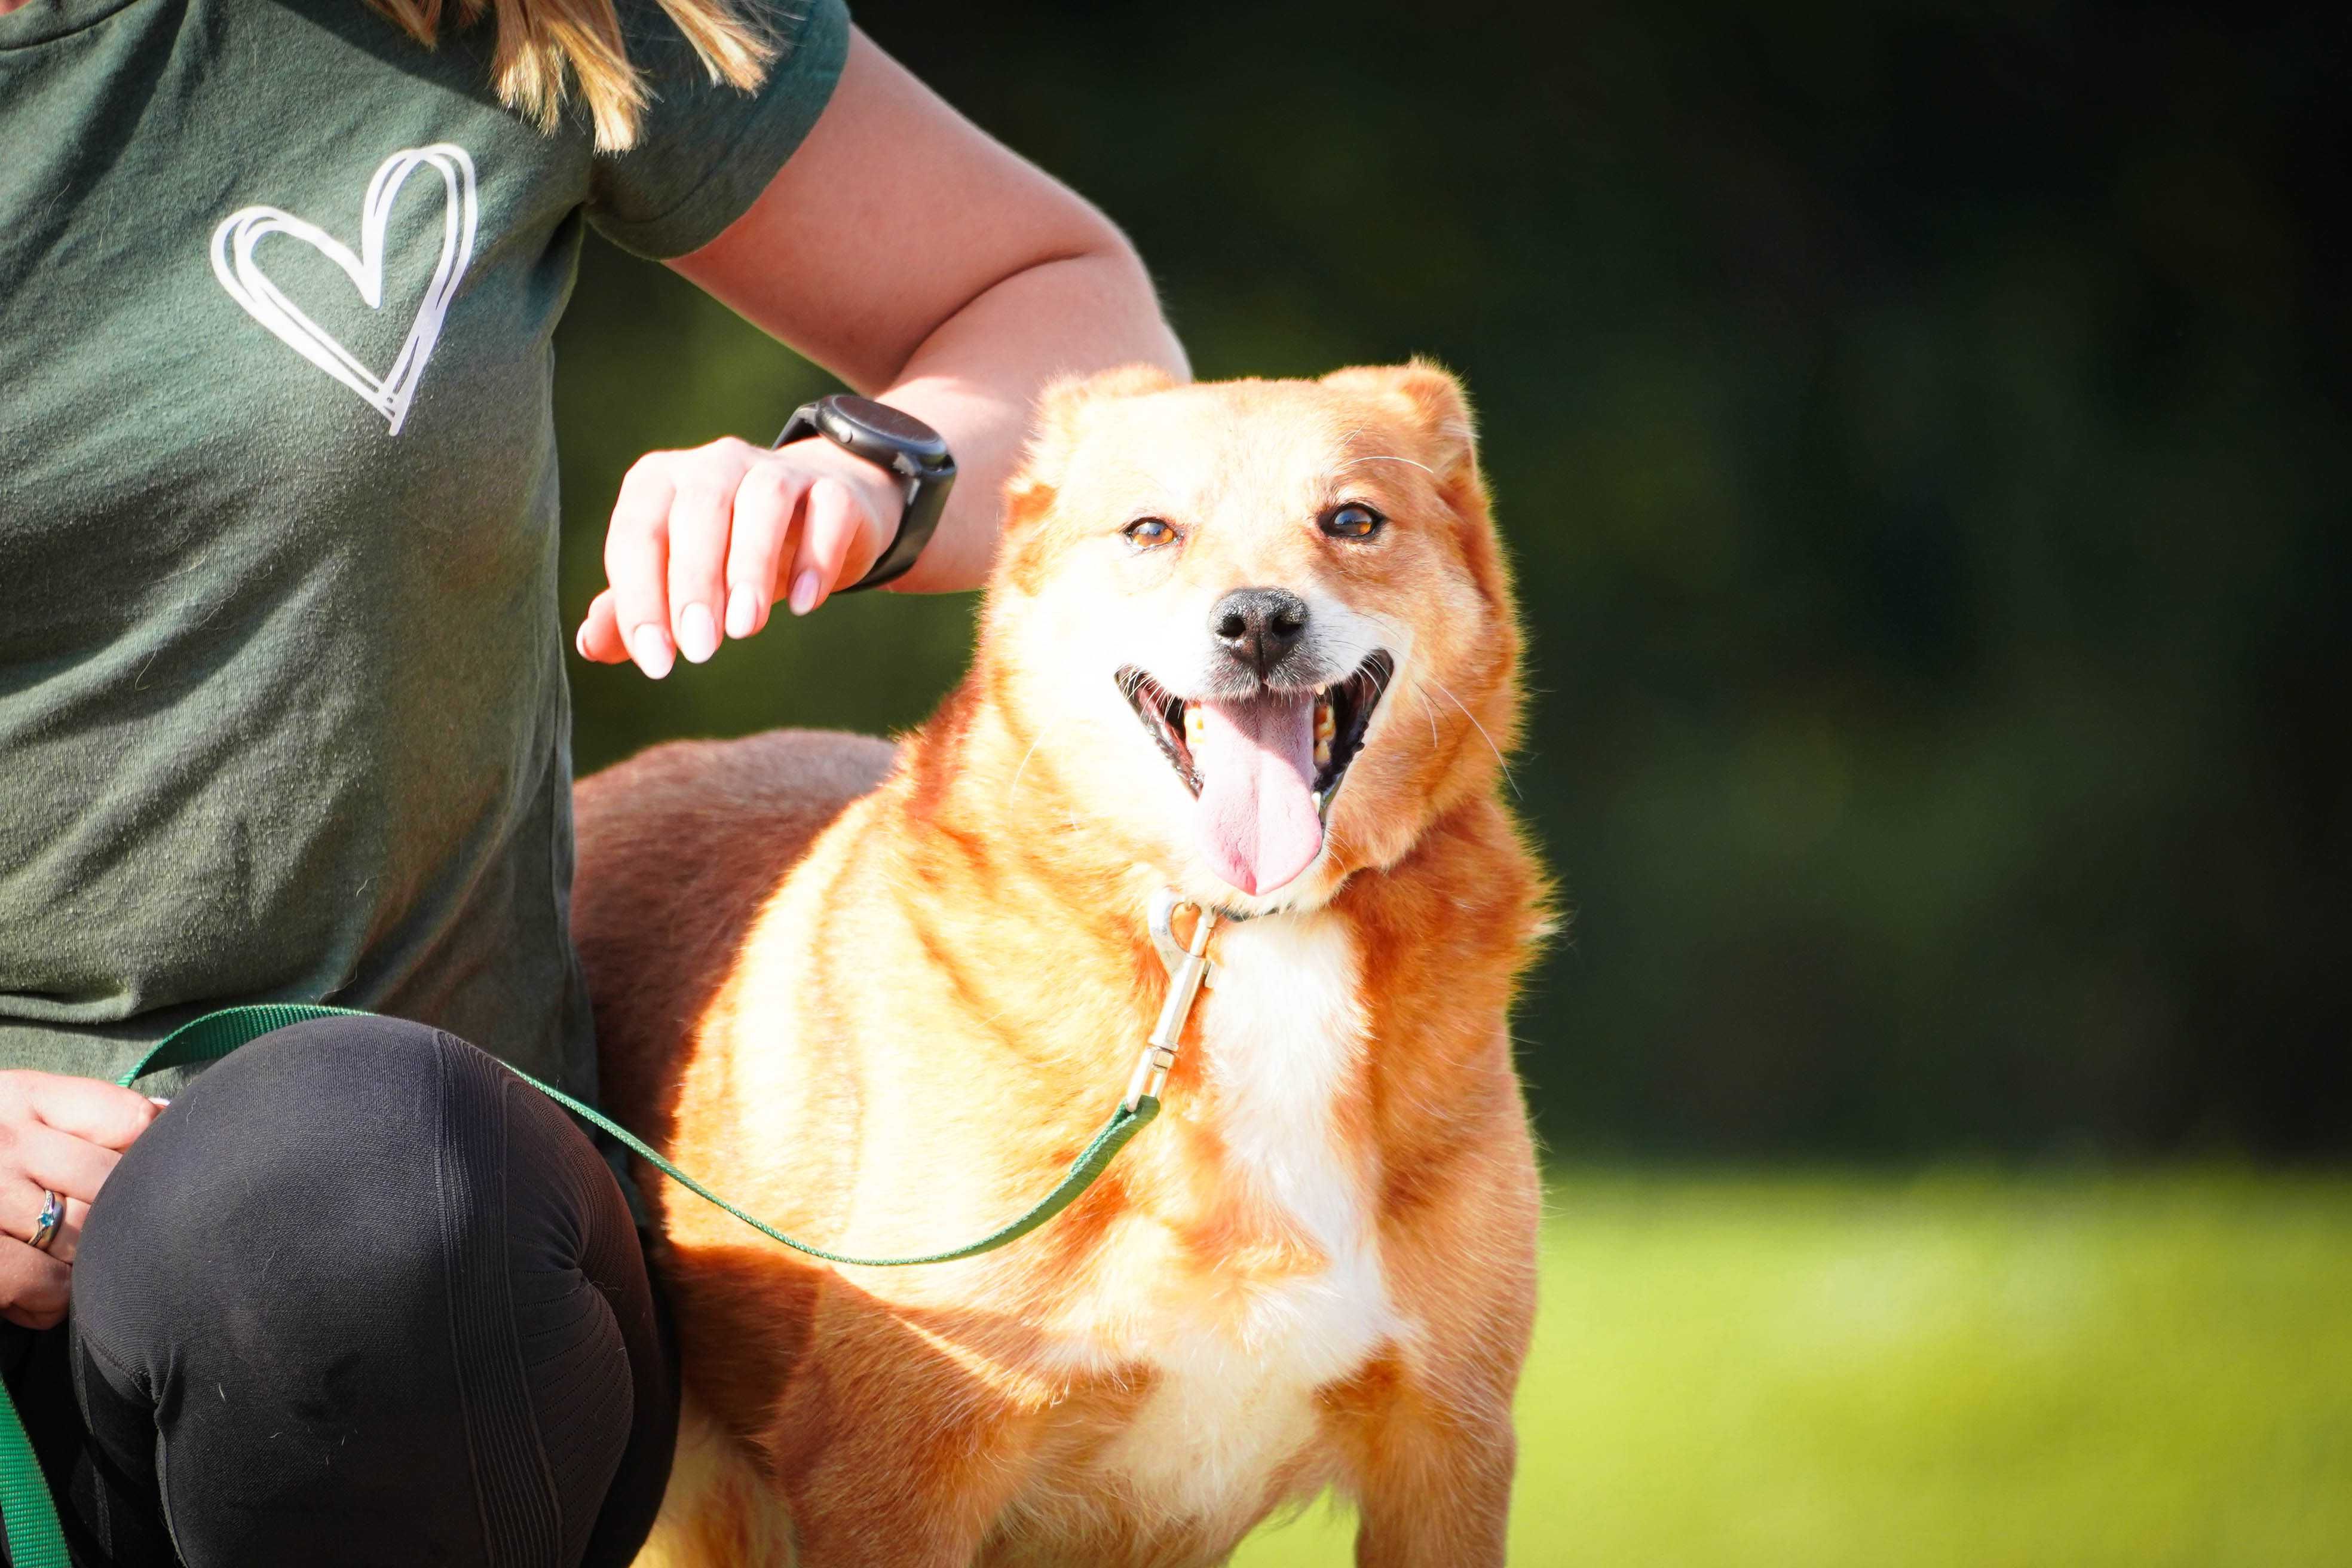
[209,144,479,437]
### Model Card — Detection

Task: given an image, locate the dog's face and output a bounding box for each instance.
[984,363,1520,914]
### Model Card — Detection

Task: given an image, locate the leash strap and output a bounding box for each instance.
[0,1003,1160,1564]
[122,1005,1160,1264]
[0,1399,60,1568]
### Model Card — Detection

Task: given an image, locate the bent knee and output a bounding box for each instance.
[76,1016,506,1355]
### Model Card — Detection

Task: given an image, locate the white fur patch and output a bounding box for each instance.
[1086,908,1399,1525]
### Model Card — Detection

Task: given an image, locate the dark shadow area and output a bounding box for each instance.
[555,0,2351,1161]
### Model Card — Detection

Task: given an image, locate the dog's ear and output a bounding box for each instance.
[1325,359,1513,642]
[1004,363,1181,522]
[1321,359,1479,486]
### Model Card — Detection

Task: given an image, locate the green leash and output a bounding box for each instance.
[0,893,1220,1568]
[112,1004,1163,1269]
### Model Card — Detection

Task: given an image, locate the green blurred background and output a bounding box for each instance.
[550,0,2351,1558]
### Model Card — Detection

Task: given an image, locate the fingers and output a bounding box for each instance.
[604,460,679,679]
[575,590,627,663]
[580,437,901,673]
[724,463,814,639]
[8,1071,160,1153]
[0,1070,146,1328]
[787,477,855,617]
[664,470,740,666]
[0,1180,89,1266]
[11,1121,120,1206]
[795,472,893,620]
[599,442,765,676]
[0,1119,119,1267]
[0,1245,69,1331]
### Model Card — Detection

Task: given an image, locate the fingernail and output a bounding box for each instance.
[574,622,592,659]
[678,602,718,664]
[724,587,760,639]
[629,623,675,679]
[148,1097,171,1108]
[789,569,822,617]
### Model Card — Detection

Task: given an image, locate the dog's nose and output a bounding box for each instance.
[1209,586,1310,678]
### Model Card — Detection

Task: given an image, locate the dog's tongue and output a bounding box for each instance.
[1189,694,1324,895]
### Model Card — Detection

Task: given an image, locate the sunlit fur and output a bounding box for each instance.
[574,364,1549,1566]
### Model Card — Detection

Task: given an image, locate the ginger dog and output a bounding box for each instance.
[572,363,1548,1566]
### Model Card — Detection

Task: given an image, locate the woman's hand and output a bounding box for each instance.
[578,27,1186,681]
[0,1071,161,1329]
[575,435,902,678]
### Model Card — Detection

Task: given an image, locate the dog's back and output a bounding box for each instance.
[572,728,895,1143]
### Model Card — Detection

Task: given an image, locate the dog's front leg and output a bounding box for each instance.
[1346,1391,1518,1567]
[1345,1097,1540,1568]
[782,1447,1000,1568]
[764,1345,1025,1568]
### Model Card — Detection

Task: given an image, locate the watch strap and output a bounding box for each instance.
[773,396,955,591]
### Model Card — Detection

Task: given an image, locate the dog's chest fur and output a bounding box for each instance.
[1070,909,1401,1526]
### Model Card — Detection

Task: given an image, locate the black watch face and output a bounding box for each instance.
[829,395,950,464]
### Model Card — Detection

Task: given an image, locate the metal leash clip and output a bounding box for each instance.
[1123,889,1218,1111]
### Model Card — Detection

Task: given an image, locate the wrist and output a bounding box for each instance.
[773,395,956,590]
[774,434,906,535]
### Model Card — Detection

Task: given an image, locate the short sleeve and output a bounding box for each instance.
[584,0,851,259]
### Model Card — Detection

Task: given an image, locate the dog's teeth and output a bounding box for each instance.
[1184,706,1205,744]
[1314,737,1332,768]
[1314,702,1336,742]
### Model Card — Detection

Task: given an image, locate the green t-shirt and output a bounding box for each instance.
[0,0,849,1094]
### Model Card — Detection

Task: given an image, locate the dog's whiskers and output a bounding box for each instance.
[1006,719,1067,806]
[1423,677,1520,799]
[1336,453,1435,477]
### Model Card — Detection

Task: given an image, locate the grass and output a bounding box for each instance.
[1232,1169,2352,1567]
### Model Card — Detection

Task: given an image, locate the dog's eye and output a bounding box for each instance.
[1123,517,1177,549]
[1319,503,1385,540]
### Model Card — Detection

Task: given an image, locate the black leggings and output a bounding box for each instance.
[0,1016,677,1567]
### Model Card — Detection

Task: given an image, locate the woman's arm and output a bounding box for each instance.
[576,29,1188,677]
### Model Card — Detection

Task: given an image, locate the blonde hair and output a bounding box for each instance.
[367,0,776,152]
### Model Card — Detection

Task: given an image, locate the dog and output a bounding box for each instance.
[571,362,1549,1566]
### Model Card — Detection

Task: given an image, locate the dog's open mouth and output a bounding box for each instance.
[1116,651,1394,895]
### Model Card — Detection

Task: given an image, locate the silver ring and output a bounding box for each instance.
[29,1189,63,1254]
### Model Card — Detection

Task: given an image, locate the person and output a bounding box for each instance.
[0,0,1188,1555]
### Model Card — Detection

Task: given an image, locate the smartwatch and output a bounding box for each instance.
[773,394,957,590]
